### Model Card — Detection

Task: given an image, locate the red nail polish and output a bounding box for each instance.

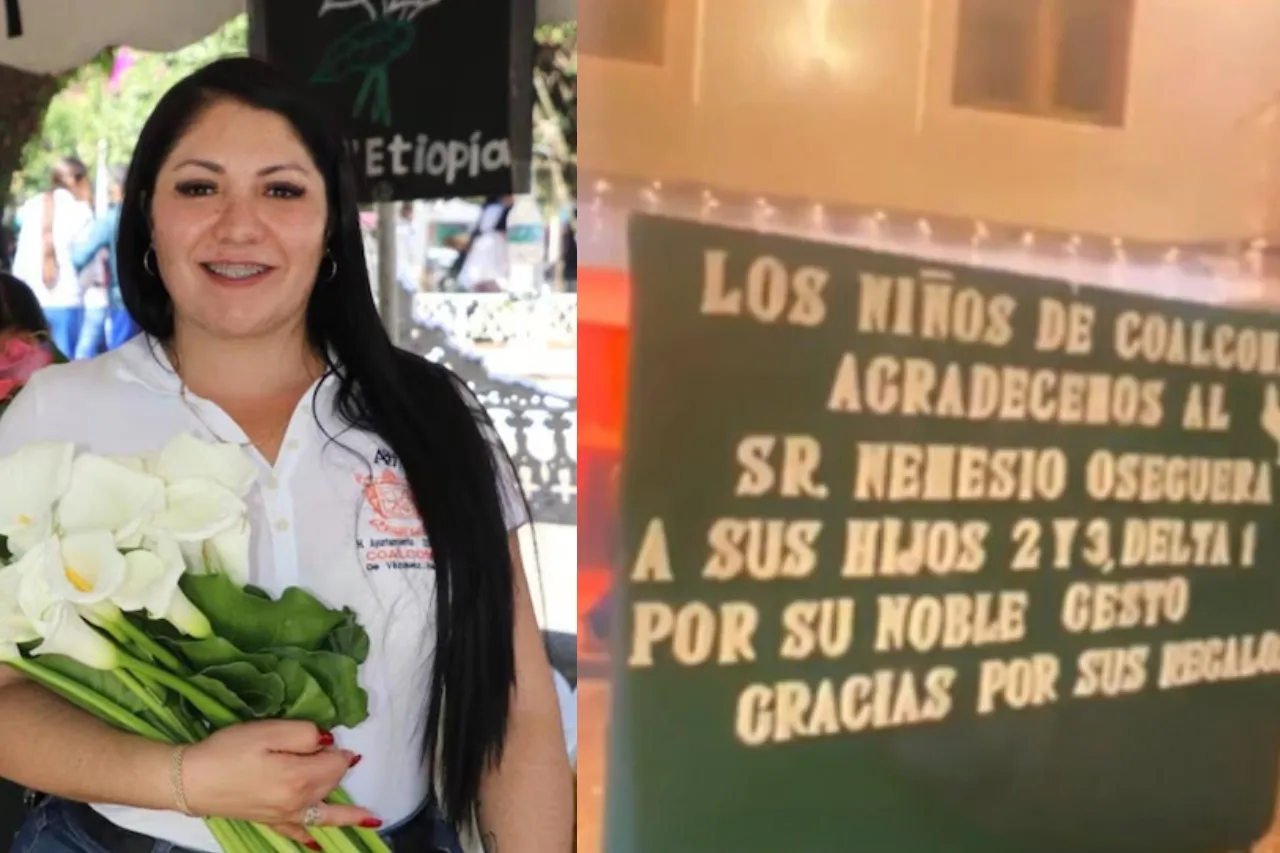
[349,754,363,767]
[359,818,383,829]
[305,842,321,851]
[318,732,334,746]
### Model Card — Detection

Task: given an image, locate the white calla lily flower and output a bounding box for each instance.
[114,536,211,638]
[105,456,148,474]
[30,602,121,671]
[155,432,257,498]
[12,539,61,631]
[0,564,39,644]
[47,532,128,606]
[0,443,74,557]
[151,480,245,542]
[0,642,18,663]
[114,549,174,614]
[206,518,250,587]
[57,456,165,545]
[161,590,212,639]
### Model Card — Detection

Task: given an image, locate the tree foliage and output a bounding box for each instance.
[9,15,248,205]
[533,22,577,212]
[9,14,576,211]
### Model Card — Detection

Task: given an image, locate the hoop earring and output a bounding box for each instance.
[322,251,338,282]
[143,246,158,278]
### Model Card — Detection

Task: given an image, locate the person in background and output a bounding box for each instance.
[9,156,94,355]
[0,272,57,416]
[560,204,577,293]
[395,201,424,294]
[72,165,138,353]
[456,195,513,292]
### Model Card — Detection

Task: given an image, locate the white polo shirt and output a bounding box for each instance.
[0,335,528,852]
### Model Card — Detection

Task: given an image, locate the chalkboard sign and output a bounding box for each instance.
[608,214,1280,853]
[249,0,532,202]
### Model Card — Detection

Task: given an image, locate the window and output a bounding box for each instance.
[953,0,1134,126]
[580,0,667,66]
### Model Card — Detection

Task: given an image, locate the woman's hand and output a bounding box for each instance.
[182,720,382,848]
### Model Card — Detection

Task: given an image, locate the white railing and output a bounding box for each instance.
[413,292,577,349]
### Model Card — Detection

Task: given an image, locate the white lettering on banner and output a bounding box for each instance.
[348,131,512,185]
[621,234,1280,758]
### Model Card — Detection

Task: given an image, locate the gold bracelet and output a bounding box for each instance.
[170,745,196,817]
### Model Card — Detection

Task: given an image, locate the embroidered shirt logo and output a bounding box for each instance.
[354,462,434,572]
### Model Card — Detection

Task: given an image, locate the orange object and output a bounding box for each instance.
[578,267,632,650]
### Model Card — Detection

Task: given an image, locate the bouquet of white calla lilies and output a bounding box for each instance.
[0,432,386,853]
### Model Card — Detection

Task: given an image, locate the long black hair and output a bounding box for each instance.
[116,57,517,828]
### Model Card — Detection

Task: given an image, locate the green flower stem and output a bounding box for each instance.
[251,822,308,853]
[10,662,272,853]
[208,816,269,853]
[325,789,391,853]
[114,670,195,744]
[311,825,367,853]
[114,616,189,675]
[118,654,240,728]
[234,821,283,853]
[95,617,133,648]
[6,658,169,742]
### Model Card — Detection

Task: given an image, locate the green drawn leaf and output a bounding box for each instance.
[311,19,415,83]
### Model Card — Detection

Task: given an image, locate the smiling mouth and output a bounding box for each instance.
[201,262,273,282]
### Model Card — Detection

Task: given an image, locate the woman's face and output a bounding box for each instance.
[149,98,329,343]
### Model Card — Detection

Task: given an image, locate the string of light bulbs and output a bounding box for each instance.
[582,175,1275,306]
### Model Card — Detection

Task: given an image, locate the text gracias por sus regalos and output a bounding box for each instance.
[628,252,1278,749]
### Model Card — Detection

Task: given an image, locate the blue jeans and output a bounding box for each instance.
[10,796,461,853]
[41,308,82,361]
[9,797,179,853]
[73,307,108,361]
[106,306,140,351]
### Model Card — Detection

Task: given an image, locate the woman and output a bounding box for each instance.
[455,196,513,292]
[0,58,572,852]
[9,157,94,357]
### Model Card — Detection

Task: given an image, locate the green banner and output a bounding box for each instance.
[608,214,1280,853]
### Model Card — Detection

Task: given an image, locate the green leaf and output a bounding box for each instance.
[164,635,275,672]
[35,655,150,715]
[164,634,368,729]
[190,662,285,720]
[243,585,273,600]
[322,608,370,664]
[277,658,337,730]
[271,647,370,730]
[180,573,347,653]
